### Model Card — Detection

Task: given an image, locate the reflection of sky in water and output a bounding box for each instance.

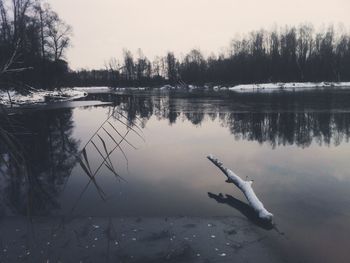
[68,106,350,217]
[1,91,350,263]
[68,94,350,263]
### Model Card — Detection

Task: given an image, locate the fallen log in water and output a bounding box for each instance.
[207,155,273,221]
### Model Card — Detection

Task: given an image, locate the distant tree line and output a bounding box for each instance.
[64,49,168,87]
[0,0,72,90]
[1,5,350,90]
[65,24,350,87]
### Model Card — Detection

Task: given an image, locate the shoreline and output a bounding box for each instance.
[2,82,350,107]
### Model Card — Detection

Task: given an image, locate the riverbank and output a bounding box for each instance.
[2,81,350,107]
[0,88,88,107]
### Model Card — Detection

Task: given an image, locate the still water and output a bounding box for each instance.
[1,89,350,262]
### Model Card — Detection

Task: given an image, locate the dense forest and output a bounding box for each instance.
[0,0,72,90]
[1,1,350,90]
[66,25,350,88]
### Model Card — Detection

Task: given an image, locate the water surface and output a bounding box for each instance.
[1,89,350,263]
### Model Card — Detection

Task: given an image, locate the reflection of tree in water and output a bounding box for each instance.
[222,112,350,148]
[0,109,79,216]
[88,91,350,148]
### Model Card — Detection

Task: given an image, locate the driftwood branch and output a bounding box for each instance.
[207,154,273,221]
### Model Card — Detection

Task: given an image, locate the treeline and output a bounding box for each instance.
[2,5,350,90]
[66,24,350,87]
[64,50,167,87]
[0,0,72,90]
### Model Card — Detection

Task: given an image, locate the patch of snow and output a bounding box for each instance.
[114,87,148,91]
[210,85,229,91]
[0,88,88,106]
[159,84,202,91]
[229,82,350,92]
[73,87,111,92]
[159,85,174,91]
[113,87,127,91]
[74,86,110,90]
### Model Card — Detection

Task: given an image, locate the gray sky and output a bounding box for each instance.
[49,0,350,69]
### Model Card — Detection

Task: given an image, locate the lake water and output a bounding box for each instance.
[1,89,350,262]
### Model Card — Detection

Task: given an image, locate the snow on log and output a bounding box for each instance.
[207,154,273,221]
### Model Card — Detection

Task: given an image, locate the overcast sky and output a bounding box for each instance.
[49,0,350,69]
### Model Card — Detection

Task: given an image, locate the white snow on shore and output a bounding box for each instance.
[2,82,350,106]
[0,88,88,106]
[73,86,111,92]
[114,87,147,91]
[159,84,205,91]
[158,82,350,92]
[72,86,147,92]
[228,82,350,92]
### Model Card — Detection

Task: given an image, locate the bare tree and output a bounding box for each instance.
[296,24,313,80]
[12,0,32,43]
[166,52,177,83]
[105,57,122,87]
[122,49,135,81]
[45,7,72,61]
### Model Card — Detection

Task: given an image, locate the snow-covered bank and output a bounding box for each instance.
[155,82,350,92]
[114,87,147,91]
[0,88,88,106]
[159,84,205,91]
[3,81,350,107]
[72,86,111,92]
[229,82,350,92]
